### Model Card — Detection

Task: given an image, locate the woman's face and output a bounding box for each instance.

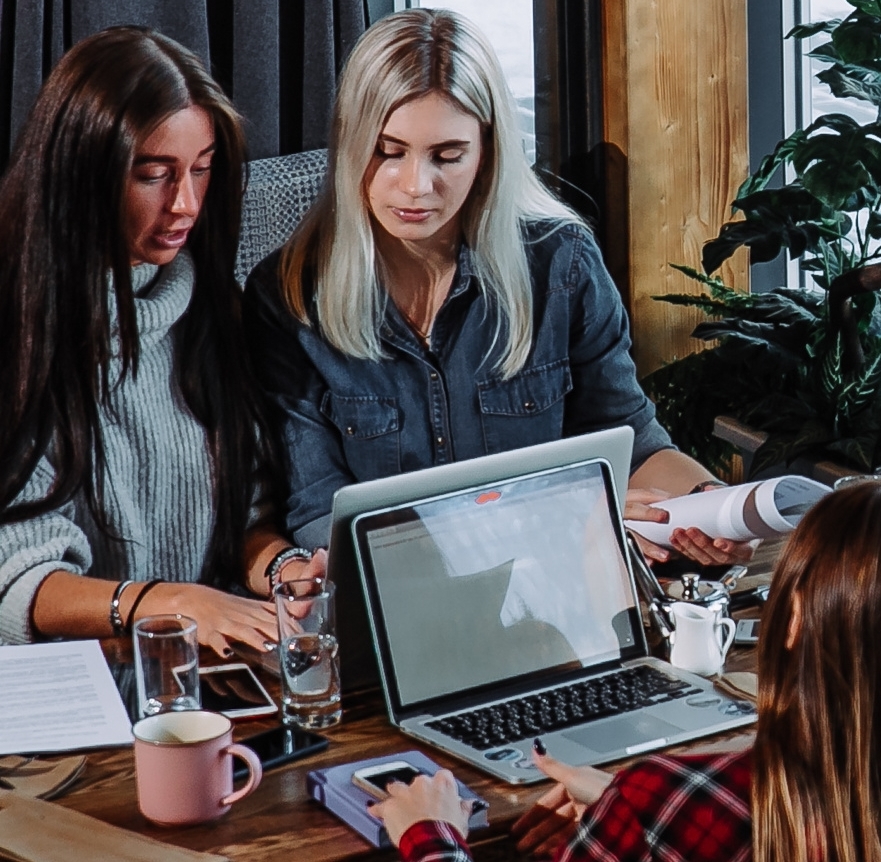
[365,91,483,249]
[124,105,215,266]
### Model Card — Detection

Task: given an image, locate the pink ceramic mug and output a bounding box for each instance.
[133,710,262,825]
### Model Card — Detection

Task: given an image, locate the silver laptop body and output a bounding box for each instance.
[330,428,635,693]
[351,457,756,784]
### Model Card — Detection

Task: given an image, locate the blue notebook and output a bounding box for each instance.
[307,750,489,848]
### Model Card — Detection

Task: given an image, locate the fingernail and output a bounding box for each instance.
[263,640,277,652]
[533,737,546,755]
[222,647,234,659]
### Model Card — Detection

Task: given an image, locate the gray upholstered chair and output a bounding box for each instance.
[235,148,328,285]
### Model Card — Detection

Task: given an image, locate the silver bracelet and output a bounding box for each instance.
[265,547,312,593]
[109,579,135,636]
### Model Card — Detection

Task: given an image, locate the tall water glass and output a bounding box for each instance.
[274,579,341,728]
[133,614,200,718]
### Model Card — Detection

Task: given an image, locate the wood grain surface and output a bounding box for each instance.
[602,0,750,377]
[17,541,781,862]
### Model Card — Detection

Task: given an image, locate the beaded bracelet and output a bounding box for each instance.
[124,579,166,633]
[109,579,135,636]
[265,547,313,594]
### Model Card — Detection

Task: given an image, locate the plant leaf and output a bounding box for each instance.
[817,66,881,107]
[832,18,881,65]
[736,132,807,198]
[827,436,876,470]
[787,21,841,39]
[848,1,881,17]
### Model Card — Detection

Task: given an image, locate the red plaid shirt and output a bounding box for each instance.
[398,751,752,862]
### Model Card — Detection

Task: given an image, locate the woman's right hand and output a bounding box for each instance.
[511,749,613,857]
[132,581,277,658]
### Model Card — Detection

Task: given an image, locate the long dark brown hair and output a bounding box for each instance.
[0,26,272,588]
[753,481,881,862]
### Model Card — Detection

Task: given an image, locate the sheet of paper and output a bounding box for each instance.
[0,641,133,755]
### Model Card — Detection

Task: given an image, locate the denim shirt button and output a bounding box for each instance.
[523,401,536,412]
[436,436,445,447]
[430,371,439,381]
[346,426,355,436]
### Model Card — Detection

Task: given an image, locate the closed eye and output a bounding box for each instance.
[133,168,170,184]
[434,149,464,165]
[375,145,404,160]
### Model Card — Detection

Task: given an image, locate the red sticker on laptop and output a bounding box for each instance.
[475,491,502,504]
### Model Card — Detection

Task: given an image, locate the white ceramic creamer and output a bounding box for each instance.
[668,601,736,677]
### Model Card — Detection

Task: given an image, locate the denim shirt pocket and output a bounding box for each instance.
[321,393,401,480]
[477,358,573,453]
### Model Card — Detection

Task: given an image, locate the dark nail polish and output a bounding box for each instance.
[222,647,234,659]
[533,737,546,755]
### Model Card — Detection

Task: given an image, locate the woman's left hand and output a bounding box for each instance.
[668,527,757,567]
[369,770,472,848]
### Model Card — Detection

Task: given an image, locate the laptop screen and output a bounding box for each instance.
[353,459,641,711]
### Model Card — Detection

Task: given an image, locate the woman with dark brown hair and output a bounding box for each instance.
[373,481,881,862]
[0,26,322,656]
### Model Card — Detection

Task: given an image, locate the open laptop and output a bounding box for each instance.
[350,456,757,784]
[329,428,634,693]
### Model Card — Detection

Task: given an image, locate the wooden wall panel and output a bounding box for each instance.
[602,0,750,377]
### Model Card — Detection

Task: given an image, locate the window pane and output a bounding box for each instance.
[407,2,536,162]
[806,0,876,124]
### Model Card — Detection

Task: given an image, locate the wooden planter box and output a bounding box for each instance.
[713,415,859,487]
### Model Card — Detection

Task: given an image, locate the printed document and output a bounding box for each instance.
[624,475,830,549]
[0,640,133,755]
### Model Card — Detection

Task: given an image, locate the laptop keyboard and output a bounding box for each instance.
[425,665,701,751]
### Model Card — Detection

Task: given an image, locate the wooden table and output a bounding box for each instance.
[32,545,779,862]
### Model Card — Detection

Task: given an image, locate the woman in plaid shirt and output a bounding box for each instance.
[373,481,881,862]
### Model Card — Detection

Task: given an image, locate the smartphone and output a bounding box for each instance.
[351,761,488,812]
[198,663,277,719]
[735,618,761,645]
[351,761,425,800]
[233,724,329,780]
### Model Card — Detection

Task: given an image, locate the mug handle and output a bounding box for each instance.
[716,618,737,659]
[222,744,263,805]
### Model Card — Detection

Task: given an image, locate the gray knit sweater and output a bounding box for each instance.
[0,251,218,644]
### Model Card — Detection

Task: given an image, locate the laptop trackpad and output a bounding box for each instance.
[564,714,683,754]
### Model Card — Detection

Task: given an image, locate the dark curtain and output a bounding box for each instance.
[533,0,604,230]
[0,0,368,172]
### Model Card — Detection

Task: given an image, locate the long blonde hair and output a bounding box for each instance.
[752,482,881,862]
[280,8,580,378]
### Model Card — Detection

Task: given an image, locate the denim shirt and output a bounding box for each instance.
[243,221,672,548]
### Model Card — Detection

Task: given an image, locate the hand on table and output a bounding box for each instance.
[370,769,472,847]
[511,748,613,857]
[133,582,277,659]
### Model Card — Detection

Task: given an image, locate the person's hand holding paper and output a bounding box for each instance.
[624,476,831,551]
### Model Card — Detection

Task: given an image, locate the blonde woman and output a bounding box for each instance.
[243,9,752,567]
[373,480,881,862]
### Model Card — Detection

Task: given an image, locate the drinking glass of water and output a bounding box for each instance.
[274,578,341,729]
[133,614,200,718]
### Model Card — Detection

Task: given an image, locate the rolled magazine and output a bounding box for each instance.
[624,475,831,548]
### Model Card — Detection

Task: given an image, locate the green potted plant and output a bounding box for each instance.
[643,0,881,478]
